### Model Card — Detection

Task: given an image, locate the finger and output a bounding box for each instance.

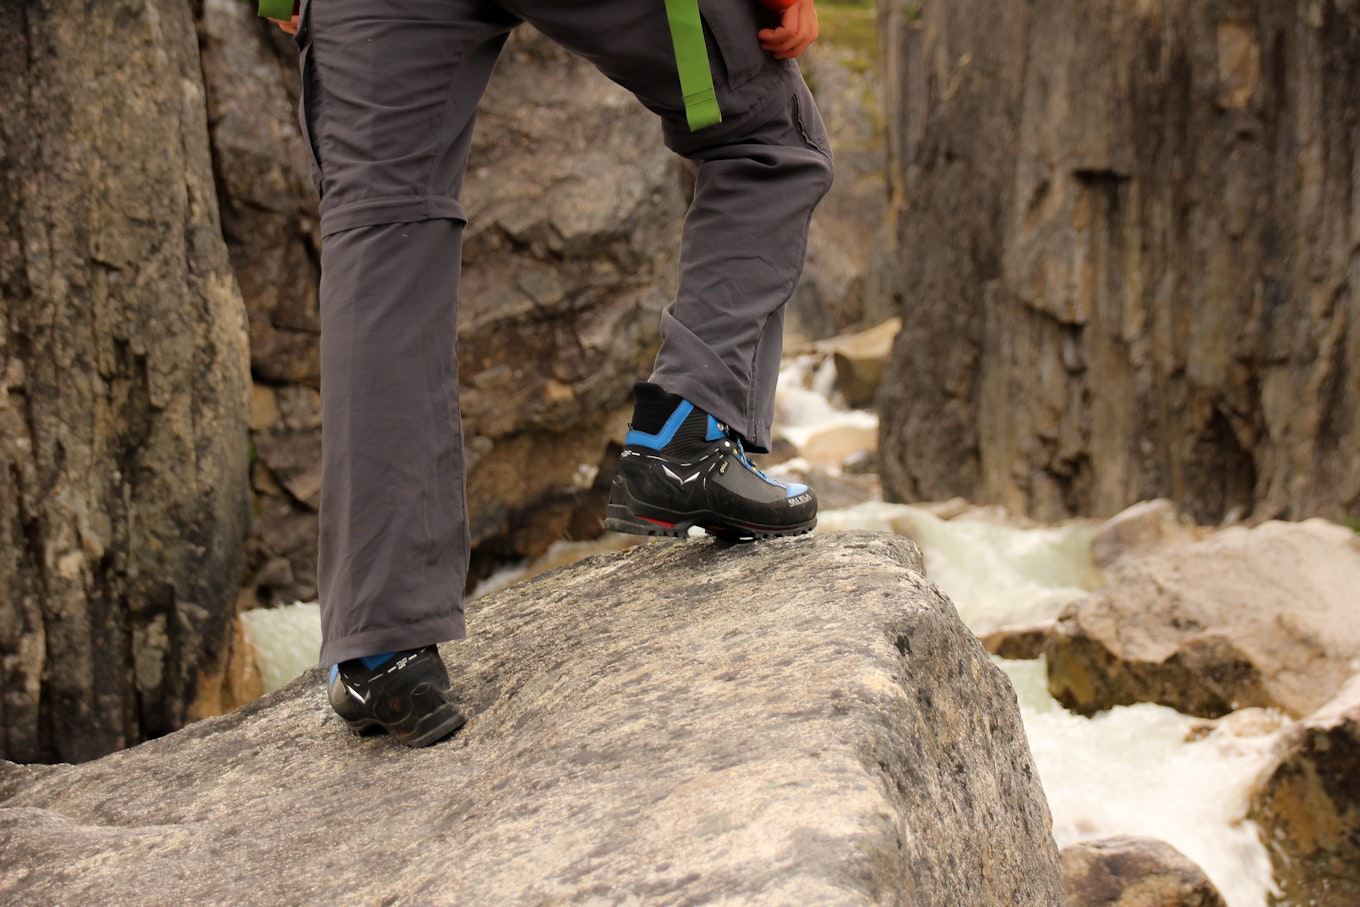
[756,29,794,55]
[757,27,794,53]
[758,25,802,53]
[791,4,818,48]
[765,32,808,59]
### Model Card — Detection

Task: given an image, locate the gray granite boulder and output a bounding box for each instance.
[0,532,1062,906]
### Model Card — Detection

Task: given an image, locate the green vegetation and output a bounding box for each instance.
[1345,516,1360,533]
[817,0,880,65]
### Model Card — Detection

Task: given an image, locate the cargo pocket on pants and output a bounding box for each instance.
[696,0,769,89]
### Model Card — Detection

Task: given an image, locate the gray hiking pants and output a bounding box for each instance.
[299,0,834,666]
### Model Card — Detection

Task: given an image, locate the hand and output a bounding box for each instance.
[757,0,819,60]
[269,14,299,35]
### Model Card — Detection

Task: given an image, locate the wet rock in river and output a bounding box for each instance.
[1045,520,1360,719]
[1061,835,1228,907]
[1250,674,1360,907]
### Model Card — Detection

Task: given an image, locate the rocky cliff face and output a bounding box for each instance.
[875,0,1360,525]
[0,0,252,763]
[0,532,1063,906]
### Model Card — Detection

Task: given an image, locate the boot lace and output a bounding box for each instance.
[717,422,784,488]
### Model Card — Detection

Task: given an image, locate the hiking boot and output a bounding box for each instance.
[604,383,817,541]
[327,646,466,747]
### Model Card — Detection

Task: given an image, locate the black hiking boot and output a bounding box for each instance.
[327,646,466,747]
[604,382,817,541]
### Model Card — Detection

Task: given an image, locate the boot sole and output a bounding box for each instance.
[604,500,816,542]
[342,703,467,748]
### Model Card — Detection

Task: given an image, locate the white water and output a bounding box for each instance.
[816,501,1103,632]
[241,353,1283,906]
[240,601,322,693]
[1009,660,1281,907]
[772,353,880,450]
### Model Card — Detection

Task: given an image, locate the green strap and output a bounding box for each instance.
[663,0,722,131]
[257,0,295,19]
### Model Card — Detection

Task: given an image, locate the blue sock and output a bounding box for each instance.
[359,652,396,670]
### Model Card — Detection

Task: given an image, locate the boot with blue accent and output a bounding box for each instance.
[605,382,817,540]
[328,646,466,747]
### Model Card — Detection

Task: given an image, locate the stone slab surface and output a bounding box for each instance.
[0,532,1062,906]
